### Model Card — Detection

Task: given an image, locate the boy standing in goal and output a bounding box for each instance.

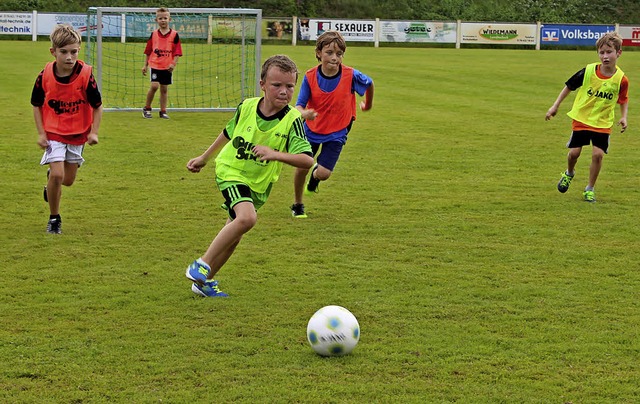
[32,24,102,234]
[546,32,629,203]
[141,7,182,119]
[184,55,313,297]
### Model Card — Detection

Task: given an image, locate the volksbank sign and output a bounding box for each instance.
[540,24,615,46]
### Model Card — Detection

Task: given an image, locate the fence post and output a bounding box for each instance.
[292,15,297,46]
[32,10,37,41]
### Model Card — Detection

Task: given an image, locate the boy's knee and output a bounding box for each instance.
[315,167,332,181]
[49,171,64,184]
[62,178,75,187]
[234,211,257,231]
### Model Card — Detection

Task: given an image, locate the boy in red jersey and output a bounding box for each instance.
[290,30,374,218]
[31,24,103,234]
[141,7,182,119]
[546,31,629,203]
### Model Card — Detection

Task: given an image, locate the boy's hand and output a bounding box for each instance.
[252,145,278,162]
[187,157,207,173]
[142,66,147,75]
[545,106,558,120]
[37,134,48,149]
[360,100,372,111]
[301,108,317,121]
[87,133,99,145]
[618,118,628,133]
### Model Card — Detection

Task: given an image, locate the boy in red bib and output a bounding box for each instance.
[291,31,374,218]
[31,24,103,234]
[546,32,629,203]
[141,7,182,119]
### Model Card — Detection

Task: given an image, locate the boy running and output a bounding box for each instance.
[185,55,313,297]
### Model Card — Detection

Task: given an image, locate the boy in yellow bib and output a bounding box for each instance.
[184,55,313,297]
[546,32,629,203]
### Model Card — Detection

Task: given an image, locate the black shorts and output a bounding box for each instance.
[150,68,173,85]
[566,130,610,154]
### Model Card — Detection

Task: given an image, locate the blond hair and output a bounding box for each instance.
[596,31,623,52]
[315,31,346,61]
[260,54,298,82]
[50,24,81,49]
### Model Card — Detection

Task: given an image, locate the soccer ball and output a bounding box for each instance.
[306,305,360,356]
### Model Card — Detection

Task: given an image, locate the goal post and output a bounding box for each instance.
[85,7,262,112]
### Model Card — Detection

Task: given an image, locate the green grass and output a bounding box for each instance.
[2,40,640,402]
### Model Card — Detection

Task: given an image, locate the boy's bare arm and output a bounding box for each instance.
[360,82,374,111]
[169,55,180,72]
[87,105,103,145]
[618,102,628,133]
[33,106,48,149]
[252,146,314,169]
[187,131,228,173]
[546,86,571,120]
[142,54,150,75]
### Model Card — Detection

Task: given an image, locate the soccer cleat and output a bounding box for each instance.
[186,259,211,285]
[557,172,574,193]
[46,217,62,234]
[142,108,152,119]
[291,203,307,218]
[305,164,320,195]
[583,190,596,203]
[159,111,170,119]
[191,280,229,298]
[43,168,50,202]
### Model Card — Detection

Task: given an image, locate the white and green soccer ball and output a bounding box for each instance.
[307,305,360,357]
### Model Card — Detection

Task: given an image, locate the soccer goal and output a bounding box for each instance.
[85,7,262,112]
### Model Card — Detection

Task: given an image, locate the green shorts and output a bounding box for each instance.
[216,180,273,219]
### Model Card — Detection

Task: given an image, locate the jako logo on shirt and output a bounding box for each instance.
[587,87,614,100]
[47,99,87,115]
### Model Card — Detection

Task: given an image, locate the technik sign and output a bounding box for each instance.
[540,24,616,46]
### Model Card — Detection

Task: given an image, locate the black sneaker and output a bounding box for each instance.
[47,217,62,234]
[142,108,152,119]
[43,168,50,202]
[305,164,320,195]
[159,111,170,119]
[290,203,307,218]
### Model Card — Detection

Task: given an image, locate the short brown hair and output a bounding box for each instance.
[315,31,346,61]
[596,31,623,52]
[260,54,298,82]
[50,24,81,49]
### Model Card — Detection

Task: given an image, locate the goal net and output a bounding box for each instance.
[85,7,262,112]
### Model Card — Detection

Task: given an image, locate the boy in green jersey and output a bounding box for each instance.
[185,55,314,297]
[546,32,629,203]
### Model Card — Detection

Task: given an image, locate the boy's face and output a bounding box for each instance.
[316,42,344,76]
[50,43,80,76]
[598,43,621,68]
[156,12,171,29]
[260,66,297,112]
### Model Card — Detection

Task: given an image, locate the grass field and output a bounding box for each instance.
[2,40,640,402]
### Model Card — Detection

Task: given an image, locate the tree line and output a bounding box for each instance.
[3,0,639,24]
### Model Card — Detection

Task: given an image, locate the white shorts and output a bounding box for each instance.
[40,140,85,166]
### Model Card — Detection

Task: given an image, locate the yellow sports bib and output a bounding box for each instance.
[567,62,624,129]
